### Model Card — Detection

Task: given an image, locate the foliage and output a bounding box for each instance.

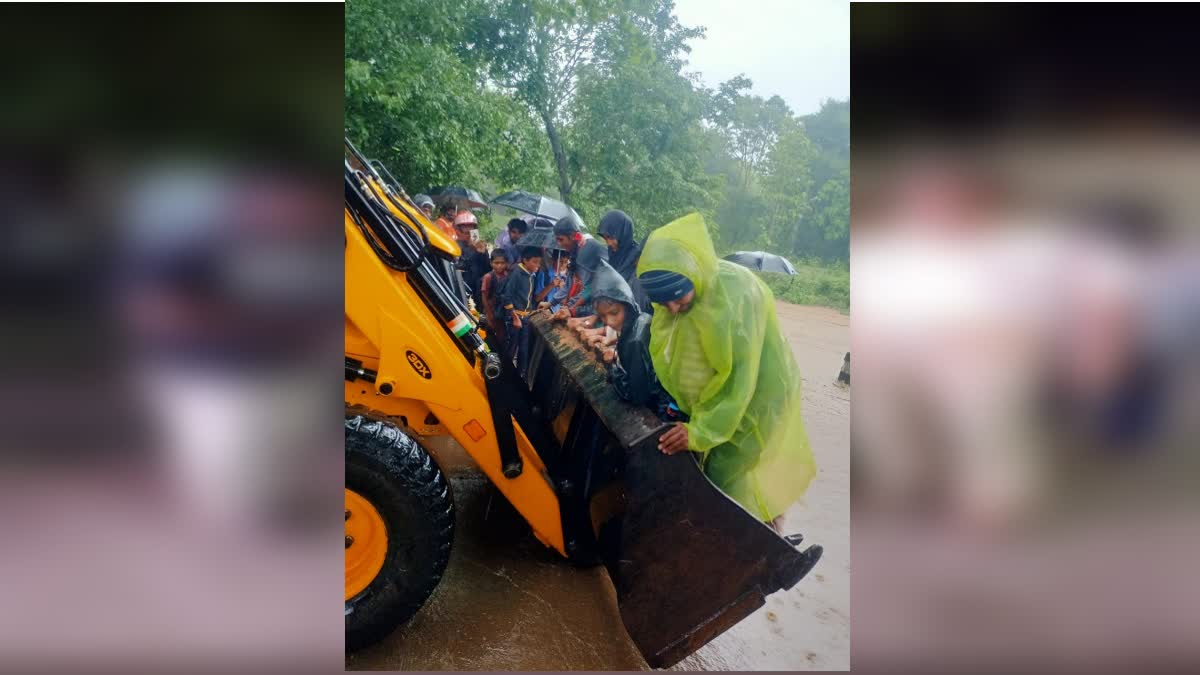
[565,7,718,234]
[760,120,817,252]
[346,0,850,308]
[708,77,793,187]
[468,0,705,210]
[344,0,554,195]
[705,94,849,262]
[754,261,849,313]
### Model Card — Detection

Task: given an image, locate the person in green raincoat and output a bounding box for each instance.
[636,212,816,524]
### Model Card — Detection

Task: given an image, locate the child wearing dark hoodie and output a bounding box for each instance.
[501,246,544,372]
[588,260,680,420]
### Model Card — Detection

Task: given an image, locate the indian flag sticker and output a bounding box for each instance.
[448,313,472,337]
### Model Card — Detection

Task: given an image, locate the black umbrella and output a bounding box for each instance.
[505,225,573,285]
[491,190,585,228]
[514,226,568,251]
[723,251,798,275]
[427,186,488,210]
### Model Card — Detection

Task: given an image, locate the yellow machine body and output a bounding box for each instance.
[344,188,566,556]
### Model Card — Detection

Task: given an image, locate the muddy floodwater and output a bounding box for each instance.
[346,303,850,671]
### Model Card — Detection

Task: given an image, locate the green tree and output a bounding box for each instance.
[761,121,818,252]
[809,169,850,249]
[798,99,849,260]
[565,6,716,231]
[704,76,799,249]
[470,0,609,205]
[704,88,849,260]
[345,0,553,195]
[345,0,849,273]
[469,0,702,209]
[800,99,850,164]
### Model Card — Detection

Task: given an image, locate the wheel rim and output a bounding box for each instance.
[345,488,388,601]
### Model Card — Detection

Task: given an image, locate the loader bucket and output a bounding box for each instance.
[514,314,823,668]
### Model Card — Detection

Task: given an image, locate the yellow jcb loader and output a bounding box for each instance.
[343,139,822,667]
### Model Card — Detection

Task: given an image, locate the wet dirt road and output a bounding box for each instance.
[669,303,851,671]
[346,303,850,671]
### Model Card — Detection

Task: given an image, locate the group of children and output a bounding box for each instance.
[472,211,680,425]
[419,197,681,431]
[468,209,816,530]
[475,218,572,370]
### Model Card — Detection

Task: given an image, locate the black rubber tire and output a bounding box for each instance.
[345,415,454,652]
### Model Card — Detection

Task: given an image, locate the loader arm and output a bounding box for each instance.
[344,205,568,556]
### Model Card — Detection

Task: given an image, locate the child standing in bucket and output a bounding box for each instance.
[588,261,680,420]
[501,246,544,372]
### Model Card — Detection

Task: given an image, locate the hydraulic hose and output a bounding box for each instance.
[344,143,490,362]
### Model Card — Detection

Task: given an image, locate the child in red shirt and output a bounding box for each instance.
[479,248,510,352]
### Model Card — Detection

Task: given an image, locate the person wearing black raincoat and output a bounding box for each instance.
[589,261,677,418]
[597,209,651,312]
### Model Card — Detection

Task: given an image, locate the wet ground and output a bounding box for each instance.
[346,303,850,671]
[668,303,850,671]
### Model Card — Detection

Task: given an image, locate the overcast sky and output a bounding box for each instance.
[672,0,849,117]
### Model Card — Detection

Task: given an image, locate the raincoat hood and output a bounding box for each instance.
[590,260,640,317]
[636,211,815,521]
[552,212,584,236]
[598,210,635,251]
[637,212,719,298]
[600,209,642,281]
[573,236,609,285]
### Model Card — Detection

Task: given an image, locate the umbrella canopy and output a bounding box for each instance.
[507,226,570,278]
[512,226,568,251]
[723,251,798,275]
[491,190,585,228]
[427,185,488,210]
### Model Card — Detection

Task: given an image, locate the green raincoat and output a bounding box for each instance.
[637,213,815,520]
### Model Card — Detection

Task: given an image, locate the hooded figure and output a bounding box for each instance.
[598,210,639,275]
[526,217,557,293]
[566,236,609,317]
[636,212,815,521]
[413,194,435,216]
[598,210,651,311]
[590,261,673,413]
[573,236,608,285]
[552,211,585,238]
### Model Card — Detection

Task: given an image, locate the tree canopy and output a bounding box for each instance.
[345,0,849,263]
